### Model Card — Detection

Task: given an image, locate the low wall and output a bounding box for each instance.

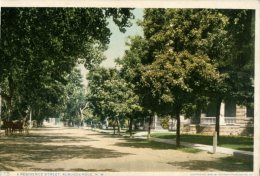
[181,123,253,136]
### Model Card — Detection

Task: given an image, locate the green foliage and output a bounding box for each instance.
[141,9,230,63]
[160,116,170,129]
[138,9,254,144]
[140,9,255,108]
[0,8,133,121]
[87,67,111,120]
[62,68,86,124]
[87,67,142,125]
[140,50,223,116]
[219,10,255,105]
[116,36,149,83]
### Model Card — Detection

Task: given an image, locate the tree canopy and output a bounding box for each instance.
[0,8,134,122]
[0,8,254,144]
[115,8,254,144]
[87,67,141,133]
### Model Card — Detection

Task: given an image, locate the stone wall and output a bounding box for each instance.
[181,105,254,136]
[184,122,253,136]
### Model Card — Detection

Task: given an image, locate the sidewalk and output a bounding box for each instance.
[92,128,253,158]
[150,137,253,158]
[134,131,253,158]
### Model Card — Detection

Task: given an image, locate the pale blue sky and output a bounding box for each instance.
[101,8,144,68]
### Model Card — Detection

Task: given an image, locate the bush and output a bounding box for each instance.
[160,116,170,129]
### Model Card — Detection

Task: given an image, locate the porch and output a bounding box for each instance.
[200,116,237,125]
[184,101,254,136]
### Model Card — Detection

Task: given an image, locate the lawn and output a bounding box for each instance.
[151,133,253,151]
[118,138,203,153]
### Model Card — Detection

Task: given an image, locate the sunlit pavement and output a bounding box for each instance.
[0,127,253,172]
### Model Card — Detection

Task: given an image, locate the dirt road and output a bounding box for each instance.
[0,127,252,172]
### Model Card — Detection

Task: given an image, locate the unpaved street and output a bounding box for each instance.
[0,127,252,172]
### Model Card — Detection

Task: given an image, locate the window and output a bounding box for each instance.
[224,100,236,117]
[205,101,217,117]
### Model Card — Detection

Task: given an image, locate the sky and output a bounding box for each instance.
[100,8,144,68]
[80,8,144,86]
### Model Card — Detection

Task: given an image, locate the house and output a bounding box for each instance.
[183,100,254,136]
[151,100,254,136]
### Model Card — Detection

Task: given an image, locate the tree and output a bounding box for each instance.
[117,36,164,138]
[87,67,141,135]
[116,36,149,137]
[217,10,255,110]
[129,9,229,143]
[204,10,255,140]
[141,51,222,146]
[63,68,87,126]
[0,8,134,121]
[87,67,112,125]
[140,9,254,143]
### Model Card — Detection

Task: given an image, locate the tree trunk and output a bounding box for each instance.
[113,124,116,135]
[79,103,87,127]
[29,108,32,128]
[0,87,2,128]
[215,98,222,143]
[147,114,153,139]
[105,117,109,129]
[116,116,121,134]
[194,107,201,124]
[80,109,83,127]
[176,110,181,147]
[7,76,14,120]
[129,116,133,138]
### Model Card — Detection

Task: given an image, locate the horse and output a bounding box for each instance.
[12,120,24,134]
[2,119,14,136]
[12,118,30,135]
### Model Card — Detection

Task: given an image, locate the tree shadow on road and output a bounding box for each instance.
[167,156,253,171]
[86,132,125,138]
[114,138,201,153]
[0,143,131,171]
[0,134,98,144]
[0,132,131,171]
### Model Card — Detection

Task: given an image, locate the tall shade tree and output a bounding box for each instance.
[116,36,150,137]
[87,67,141,135]
[140,9,254,142]
[217,10,255,106]
[141,51,223,146]
[138,9,230,143]
[0,8,134,119]
[63,68,87,126]
[212,10,255,140]
[87,67,112,123]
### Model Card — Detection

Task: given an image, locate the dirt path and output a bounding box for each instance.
[0,127,252,172]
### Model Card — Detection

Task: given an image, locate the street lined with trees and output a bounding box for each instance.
[1,8,254,142]
[0,7,255,172]
[0,127,253,171]
[98,9,254,146]
[0,8,134,126]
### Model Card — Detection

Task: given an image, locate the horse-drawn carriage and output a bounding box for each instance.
[2,118,30,135]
